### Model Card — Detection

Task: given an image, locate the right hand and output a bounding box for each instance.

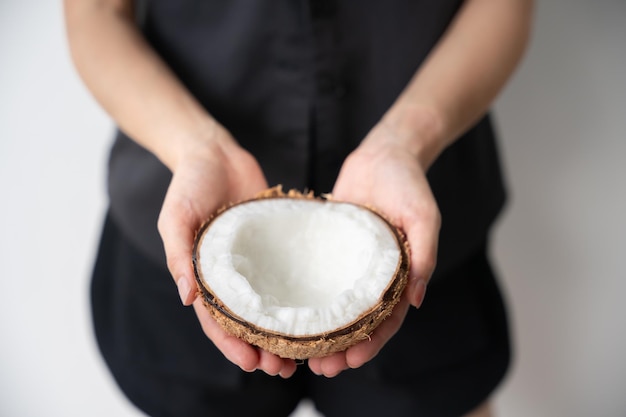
[157,124,298,378]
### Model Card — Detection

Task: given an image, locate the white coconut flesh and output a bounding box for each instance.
[196,198,403,337]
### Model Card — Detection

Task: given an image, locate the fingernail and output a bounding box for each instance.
[177,277,191,305]
[412,279,427,309]
[241,365,257,373]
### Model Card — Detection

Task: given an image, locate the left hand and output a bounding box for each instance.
[308,122,441,377]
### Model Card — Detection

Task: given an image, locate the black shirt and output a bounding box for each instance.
[108,0,506,280]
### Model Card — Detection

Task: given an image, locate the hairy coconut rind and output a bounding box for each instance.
[192,186,410,360]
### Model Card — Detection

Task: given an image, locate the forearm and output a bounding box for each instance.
[377,0,534,169]
[64,0,223,171]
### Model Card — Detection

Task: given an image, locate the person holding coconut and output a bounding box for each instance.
[64,0,533,416]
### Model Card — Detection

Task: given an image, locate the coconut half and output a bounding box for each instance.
[192,187,410,359]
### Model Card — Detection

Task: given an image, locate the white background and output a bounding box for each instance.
[1,1,624,416]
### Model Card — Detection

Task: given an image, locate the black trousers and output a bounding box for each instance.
[91,213,510,417]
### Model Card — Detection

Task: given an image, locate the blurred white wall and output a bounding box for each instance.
[0,1,624,416]
[492,2,626,416]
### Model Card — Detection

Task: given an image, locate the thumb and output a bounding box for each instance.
[402,210,440,309]
[157,195,201,306]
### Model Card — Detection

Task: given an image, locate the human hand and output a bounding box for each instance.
[308,122,441,377]
[157,125,298,378]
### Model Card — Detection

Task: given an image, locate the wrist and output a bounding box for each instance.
[163,116,236,172]
[377,103,448,170]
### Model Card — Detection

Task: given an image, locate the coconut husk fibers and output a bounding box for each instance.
[192,186,410,360]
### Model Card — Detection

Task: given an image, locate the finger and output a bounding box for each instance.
[278,359,298,379]
[257,351,298,378]
[401,203,440,308]
[257,349,284,376]
[192,299,260,372]
[320,352,349,377]
[308,352,349,378]
[157,190,201,305]
[308,357,323,376]
[345,295,411,369]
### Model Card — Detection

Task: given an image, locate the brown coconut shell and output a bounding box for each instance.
[192,186,410,360]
